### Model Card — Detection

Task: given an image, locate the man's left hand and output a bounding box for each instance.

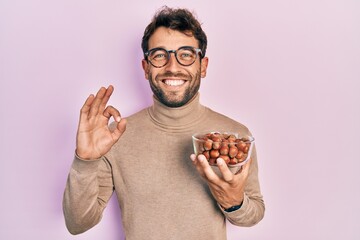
[190,154,251,210]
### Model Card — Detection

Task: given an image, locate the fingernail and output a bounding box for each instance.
[116,116,121,122]
[217,158,224,166]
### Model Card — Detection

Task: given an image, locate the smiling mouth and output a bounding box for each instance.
[163,79,186,86]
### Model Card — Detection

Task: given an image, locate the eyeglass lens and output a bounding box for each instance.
[148,47,198,67]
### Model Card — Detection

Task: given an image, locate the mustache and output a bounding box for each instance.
[156,71,191,80]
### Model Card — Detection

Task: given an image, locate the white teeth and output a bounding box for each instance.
[164,80,185,86]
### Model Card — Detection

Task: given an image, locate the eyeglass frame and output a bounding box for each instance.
[144,46,203,68]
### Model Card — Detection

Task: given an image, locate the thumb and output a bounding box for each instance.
[237,157,252,176]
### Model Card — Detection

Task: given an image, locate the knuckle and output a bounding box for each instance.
[207,174,218,183]
[224,175,234,182]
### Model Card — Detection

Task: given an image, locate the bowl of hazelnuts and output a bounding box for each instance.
[192,132,255,175]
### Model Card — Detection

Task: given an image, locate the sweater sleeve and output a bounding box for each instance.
[62,154,114,234]
[220,144,265,226]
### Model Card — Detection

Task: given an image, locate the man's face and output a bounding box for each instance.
[142,27,208,107]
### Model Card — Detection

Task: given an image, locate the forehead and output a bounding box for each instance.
[148,26,199,50]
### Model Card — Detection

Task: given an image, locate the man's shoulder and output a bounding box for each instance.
[126,107,150,120]
[203,106,251,134]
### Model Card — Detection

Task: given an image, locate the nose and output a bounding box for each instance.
[164,51,181,71]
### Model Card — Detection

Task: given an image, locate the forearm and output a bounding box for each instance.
[222,145,265,226]
[63,155,114,234]
[220,193,265,226]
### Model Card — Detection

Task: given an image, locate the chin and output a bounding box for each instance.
[162,99,187,108]
[152,85,197,108]
[161,94,192,107]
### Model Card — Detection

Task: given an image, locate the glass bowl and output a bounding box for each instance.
[192,132,255,175]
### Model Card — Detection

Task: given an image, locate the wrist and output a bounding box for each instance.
[75,149,101,160]
[223,200,244,212]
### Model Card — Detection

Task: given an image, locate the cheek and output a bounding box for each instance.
[148,70,158,82]
[142,60,151,79]
[147,67,154,79]
[146,67,155,81]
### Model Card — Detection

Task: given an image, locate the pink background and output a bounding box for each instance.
[1,0,359,239]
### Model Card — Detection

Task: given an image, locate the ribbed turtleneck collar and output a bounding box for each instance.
[147,93,206,131]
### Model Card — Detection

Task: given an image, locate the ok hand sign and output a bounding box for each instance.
[76,85,127,160]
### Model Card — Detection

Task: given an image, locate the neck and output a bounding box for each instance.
[148,93,206,131]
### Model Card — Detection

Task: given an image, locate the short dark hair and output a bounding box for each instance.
[141,6,207,59]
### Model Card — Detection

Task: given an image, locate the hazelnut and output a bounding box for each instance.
[210,149,220,159]
[229,146,238,158]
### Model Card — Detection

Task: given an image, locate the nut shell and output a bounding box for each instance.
[195,132,253,167]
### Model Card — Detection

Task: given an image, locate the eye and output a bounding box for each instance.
[154,53,166,59]
[179,50,195,60]
[181,53,192,58]
[150,50,167,60]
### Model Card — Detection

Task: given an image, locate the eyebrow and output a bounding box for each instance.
[148,45,198,51]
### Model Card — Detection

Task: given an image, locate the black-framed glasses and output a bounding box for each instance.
[144,46,202,68]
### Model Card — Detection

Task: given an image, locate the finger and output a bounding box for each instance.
[89,87,107,117]
[190,154,197,163]
[111,118,127,141]
[100,85,114,110]
[216,158,234,182]
[240,157,252,176]
[103,105,121,122]
[234,157,252,180]
[80,94,95,120]
[191,154,206,177]
[197,154,220,183]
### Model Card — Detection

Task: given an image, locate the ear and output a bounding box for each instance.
[200,57,209,78]
[142,59,150,80]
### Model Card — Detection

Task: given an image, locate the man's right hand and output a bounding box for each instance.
[75,85,127,160]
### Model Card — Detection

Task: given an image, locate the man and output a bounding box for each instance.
[63,6,265,239]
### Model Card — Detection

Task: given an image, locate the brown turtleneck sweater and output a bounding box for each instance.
[63,94,265,239]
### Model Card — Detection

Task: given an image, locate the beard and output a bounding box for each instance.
[148,70,201,108]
